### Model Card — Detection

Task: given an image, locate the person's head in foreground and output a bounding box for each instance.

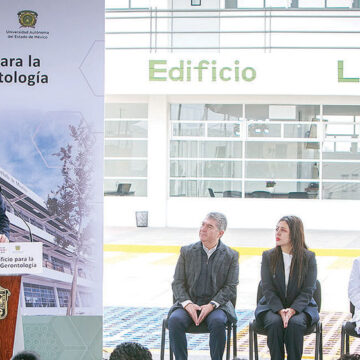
[338,355,360,360]
[109,342,152,360]
[12,351,40,360]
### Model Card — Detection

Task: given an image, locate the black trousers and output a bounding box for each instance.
[168,308,227,360]
[256,310,309,360]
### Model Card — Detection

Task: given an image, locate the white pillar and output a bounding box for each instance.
[147,95,168,226]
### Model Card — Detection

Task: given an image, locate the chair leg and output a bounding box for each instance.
[254,330,259,360]
[233,323,237,359]
[315,322,320,360]
[226,324,231,360]
[345,332,350,355]
[160,319,166,360]
[340,324,345,357]
[319,322,323,360]
[249,322,254,360]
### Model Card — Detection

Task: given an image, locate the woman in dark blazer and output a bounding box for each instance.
[255,215,319,360]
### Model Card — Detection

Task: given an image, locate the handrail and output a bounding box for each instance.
[105,8,360,51]
[106,8,360,12]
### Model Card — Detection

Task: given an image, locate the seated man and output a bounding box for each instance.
[167,212,239,360]
[109,342,152,360]
[0,194,10,242]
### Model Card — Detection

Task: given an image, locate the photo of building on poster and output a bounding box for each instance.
[0,111,102,316]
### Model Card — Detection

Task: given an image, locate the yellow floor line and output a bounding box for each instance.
[104,244,360,257]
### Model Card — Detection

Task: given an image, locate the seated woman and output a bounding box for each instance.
[348,256,360,334]
[255,215,319,360]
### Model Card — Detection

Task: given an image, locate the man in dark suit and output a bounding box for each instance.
[167,212,239,360]
[0,194,10,242]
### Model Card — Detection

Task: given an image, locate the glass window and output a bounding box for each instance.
[57,288,71,307]
[30,218,43,230]
[170,140,242,158]
[246,141,320,159]
[322,141,360,158]
[208,123,241,137]
[104,103,148,197]
[170,180,242,197]
[245,161,319,180]
[245,104,320,122]
[105,159,147,177]
[245,180,319,199]
[323,105,360,138]
[170,104,243,121]
[105,103,148,119]
[105,140,147,157]
[245,104,269,121]
[284,123,317,139]
[23,283,56,308]
[323,182,360,200]
[172,123,205,137]
[322,162,360,180]
[170,160,242,178]
[248,123,281,138]
[51,257,72,274]
[104,179,147,196]
[168,104,360,200]
[105,120,147,138]
[326,0,352,7]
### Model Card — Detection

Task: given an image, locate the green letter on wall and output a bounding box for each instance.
[149,60,167,81]
[338,60,359,83]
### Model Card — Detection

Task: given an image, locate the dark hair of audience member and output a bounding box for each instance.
[338,355,360,360]
[109,342,152,360]
[12,351,40,360]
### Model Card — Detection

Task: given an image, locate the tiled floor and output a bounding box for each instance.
[103,306,360,359]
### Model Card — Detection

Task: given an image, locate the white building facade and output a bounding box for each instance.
[104,1,360,230]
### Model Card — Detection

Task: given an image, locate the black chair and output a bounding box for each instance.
[160,298,238,360]
[250,191,272,198]
[249,280,323,360]
[223,191,242,198]
[208,188,215,197]
[341,302,360,356]
[288,192,309,199]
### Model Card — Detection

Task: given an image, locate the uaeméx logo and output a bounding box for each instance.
[18,10,38,28]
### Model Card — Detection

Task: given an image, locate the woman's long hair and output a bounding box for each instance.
[270,215,308,287]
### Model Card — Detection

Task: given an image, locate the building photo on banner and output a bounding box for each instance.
[103,0,360,359]
[0,1,104,359]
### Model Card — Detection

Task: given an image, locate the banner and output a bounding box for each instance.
[0,1,104,358]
